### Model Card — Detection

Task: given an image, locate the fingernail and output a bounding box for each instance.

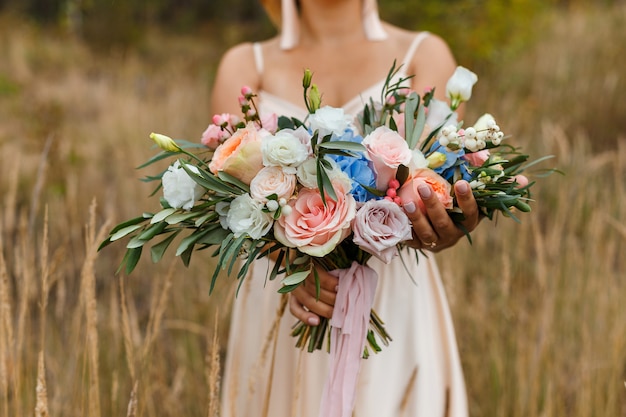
[418,184,432,199]
[403,201,416,214]
[456,181,469,195]
[334,285,339,292]
[308,317,319,326]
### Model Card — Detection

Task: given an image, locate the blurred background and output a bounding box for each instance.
[0,0,624,416]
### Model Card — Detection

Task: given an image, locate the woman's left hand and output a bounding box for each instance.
[403,180,480,252]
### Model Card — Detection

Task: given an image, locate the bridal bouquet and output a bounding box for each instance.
[100,63,550,416]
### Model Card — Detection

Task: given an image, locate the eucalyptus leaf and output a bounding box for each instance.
[165,211,201,225]
[110,224,143,242]
[150,231,180,263]
[138,221,168,240]
[217,171,251,193]
[318,141,366,152]
[151,208,177,224]
[281,270,310,286]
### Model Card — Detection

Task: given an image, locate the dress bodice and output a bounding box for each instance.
[252,32,430,120]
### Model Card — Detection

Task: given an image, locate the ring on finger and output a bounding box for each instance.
[423,241,437,248]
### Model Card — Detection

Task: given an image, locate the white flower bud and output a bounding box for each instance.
[266,200,279,212]
[464,127,477,139]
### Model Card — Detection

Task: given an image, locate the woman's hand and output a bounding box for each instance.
[403,180,480,252]
[289,266,338,326]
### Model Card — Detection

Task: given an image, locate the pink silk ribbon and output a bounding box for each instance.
[318,261,378,417]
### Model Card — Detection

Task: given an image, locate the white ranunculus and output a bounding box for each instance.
[249,166,297,203]
[226,194,273,239]
[161,161,205,210]
[308,106,353,138]
[262,128,311,174]
[446,66,478,109]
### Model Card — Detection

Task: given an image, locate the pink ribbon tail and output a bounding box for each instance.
[318,262,378,417]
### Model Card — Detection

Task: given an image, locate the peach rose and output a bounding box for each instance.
[398,168,453,214]
[274,182,356,257]
[209,122,264,185]
[249,166,297,203]
[362,126,412,190]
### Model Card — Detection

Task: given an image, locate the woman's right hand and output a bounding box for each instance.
[289,266,339,326]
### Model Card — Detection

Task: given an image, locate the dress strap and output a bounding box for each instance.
[400,32,430,68]
[252,42,264,77]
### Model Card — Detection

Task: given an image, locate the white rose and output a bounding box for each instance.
[262,128,311,173]
[446,66,478,109]
[226,194,273,239]
[161,161,205,210]
[296,158,319,189]
[249,166,297,203]
[308,106,353,138]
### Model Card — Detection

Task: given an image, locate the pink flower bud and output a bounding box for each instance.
[386,188,397,198]
[388,179,400,189]
[212,114,224,125]
[238,95,249,107]
[393,196,402,205]
[241,85,253,97]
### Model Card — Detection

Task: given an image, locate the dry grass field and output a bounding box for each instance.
[0,4,624,417]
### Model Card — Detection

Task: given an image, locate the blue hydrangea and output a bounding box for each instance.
[429,141,472,182]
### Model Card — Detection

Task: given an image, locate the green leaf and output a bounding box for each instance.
[277,283,302,294]
[127,236,148,249]
[198,225,232,246]
[175,227,215,256]
[117,247,143,275]
[150,231,180,263]
[136,151,178,169]
[108,216,151,235]
[151,208,177,224]
[110,224,143,242]
[138,221,168,240]
[408,103,426,150]
[281,270,310,286]
[165,211,201,225]
[318,141,366,152]
[217,171,251,193]
[404,92,420,142]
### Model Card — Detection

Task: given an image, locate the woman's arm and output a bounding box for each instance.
[210,43,260,115]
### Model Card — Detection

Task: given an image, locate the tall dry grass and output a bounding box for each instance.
[0,5,624,417]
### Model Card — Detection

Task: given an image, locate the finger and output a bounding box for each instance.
[288,293,320,326]
[303,278,337,306]
[310,267,339,292]
[417,183,458,239]
[454,180,479,231]
[290,285,334,319]
[402,196,437,247]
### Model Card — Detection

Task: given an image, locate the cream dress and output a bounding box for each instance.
[220,32,468,417]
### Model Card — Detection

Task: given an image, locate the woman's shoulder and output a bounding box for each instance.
[384,24,451,56]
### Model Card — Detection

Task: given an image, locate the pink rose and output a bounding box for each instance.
[274,182,356,257]
[209,122,264,185]
[249,166,297,203]
[362,126,412,190]
[352,199,413,263]
[201,124,226,150]
[398,169,453,214]
[463,149,490,167]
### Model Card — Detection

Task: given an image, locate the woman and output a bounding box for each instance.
[210,1,480,416]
